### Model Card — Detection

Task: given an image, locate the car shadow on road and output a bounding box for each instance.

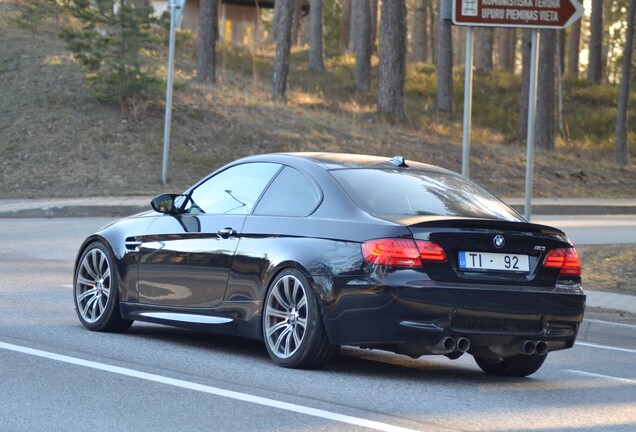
[124,322,271,361]
[121,323,525,384]
[328,346,496,382]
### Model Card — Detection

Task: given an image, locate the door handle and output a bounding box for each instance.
[217,227,236,239]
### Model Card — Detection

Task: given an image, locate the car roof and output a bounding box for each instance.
[240,152,456,174]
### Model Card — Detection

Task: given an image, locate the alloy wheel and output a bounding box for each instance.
[264,275,308,359]
[75,248,111,324]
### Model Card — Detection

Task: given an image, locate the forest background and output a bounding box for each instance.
[1,0,635,295]
[1,0,634,197]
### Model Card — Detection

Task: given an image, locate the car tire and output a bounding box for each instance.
[263,269,339,369]
[474,353,547,377]
[74,242,133,333]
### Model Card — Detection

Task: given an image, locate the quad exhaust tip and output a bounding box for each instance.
[535,341,548,356]
[513,340,548,356]
[456,337,471,353]
[434,336,471,354]
[438,337,456,352]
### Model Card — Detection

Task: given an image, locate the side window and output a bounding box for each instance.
[186,163,281,214]
[254,167,321,217]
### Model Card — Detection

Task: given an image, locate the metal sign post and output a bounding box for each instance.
[162,0,186,186]
[524,30,540,220]
[450,0,583,221]
[462,27,474,178]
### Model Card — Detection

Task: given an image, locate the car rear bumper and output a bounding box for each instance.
[319,276,585,356]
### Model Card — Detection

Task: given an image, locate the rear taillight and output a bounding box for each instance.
[544,248,581,276]
[415,241,447,261]
[362,239,446,267]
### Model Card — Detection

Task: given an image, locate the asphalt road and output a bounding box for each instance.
[1,218,635,431]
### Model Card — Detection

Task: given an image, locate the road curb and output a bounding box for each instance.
[504,198,636,216]
[508,204,636,215]
[0,205,148,219]
[578,319,636,349]
[0,197,151,218]
[1,197,636,218]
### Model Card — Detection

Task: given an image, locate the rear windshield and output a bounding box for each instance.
[330,168,523,222]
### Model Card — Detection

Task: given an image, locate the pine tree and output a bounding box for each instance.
[436,0,452,113]
[308,0,326,72]
[377,0,406,120]
[354,0,371,93]
[60,0,161,116]
[272,0,294,101]
[197,0,218,84]
[616,0,635,165]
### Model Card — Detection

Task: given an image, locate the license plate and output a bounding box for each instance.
[458,251,530,273]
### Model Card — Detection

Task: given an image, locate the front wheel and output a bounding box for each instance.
[74,242,133,333]
[474,353,547,377]
[263,269,339,369]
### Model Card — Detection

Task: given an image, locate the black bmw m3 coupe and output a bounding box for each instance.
[73,153,585,376]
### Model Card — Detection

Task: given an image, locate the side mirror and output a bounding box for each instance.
[151,194,180,214]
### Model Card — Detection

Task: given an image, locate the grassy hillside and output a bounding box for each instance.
[1,9,635,199]
[1,8,635,296]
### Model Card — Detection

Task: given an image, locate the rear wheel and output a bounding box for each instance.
[263,269,338,369]
[474,354,547,377]
[74,242,133,332]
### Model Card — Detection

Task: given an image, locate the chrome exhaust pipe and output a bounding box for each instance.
[456,337,470,353]
[431,336,456,354]
[535,341,548,356]
[513,340,537,355]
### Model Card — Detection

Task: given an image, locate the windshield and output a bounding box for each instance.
[331,168,523,222]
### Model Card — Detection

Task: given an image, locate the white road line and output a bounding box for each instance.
[566,369,636,385]
[0,341,420,432]
[577,342,636,354]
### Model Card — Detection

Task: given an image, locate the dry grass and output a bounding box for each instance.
[579,244,636,295]
[2,15,635,200]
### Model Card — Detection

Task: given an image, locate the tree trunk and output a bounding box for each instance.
[429,0,437,63]
[616,0,635,165]
[536,29,556,151]
[567,18,581,79]
[272,0,281,41]
[339,0,352,52]
[377,0,407,120]
[196,0,218,84]
[518,29,532,141]
[354,0,372,92]
[587,0,603,83]
[474,28,494,73]
[436,0,452,113]
[370,0,379,54]
[308,0,325,72]
[347,0,356,52]
[411,0,428,63]
[497,28,516,72]
[272,0,294,101]
[291,0,303,46]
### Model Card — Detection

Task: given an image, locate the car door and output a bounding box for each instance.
[136,162,281,308]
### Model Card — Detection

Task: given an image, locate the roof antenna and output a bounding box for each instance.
[389,156,408,167]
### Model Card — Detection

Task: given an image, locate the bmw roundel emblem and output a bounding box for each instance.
[493,235,505,249]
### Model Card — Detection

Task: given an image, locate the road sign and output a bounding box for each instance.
[452,0,584,29]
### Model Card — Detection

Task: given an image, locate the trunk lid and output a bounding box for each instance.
[402,216,573,287]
